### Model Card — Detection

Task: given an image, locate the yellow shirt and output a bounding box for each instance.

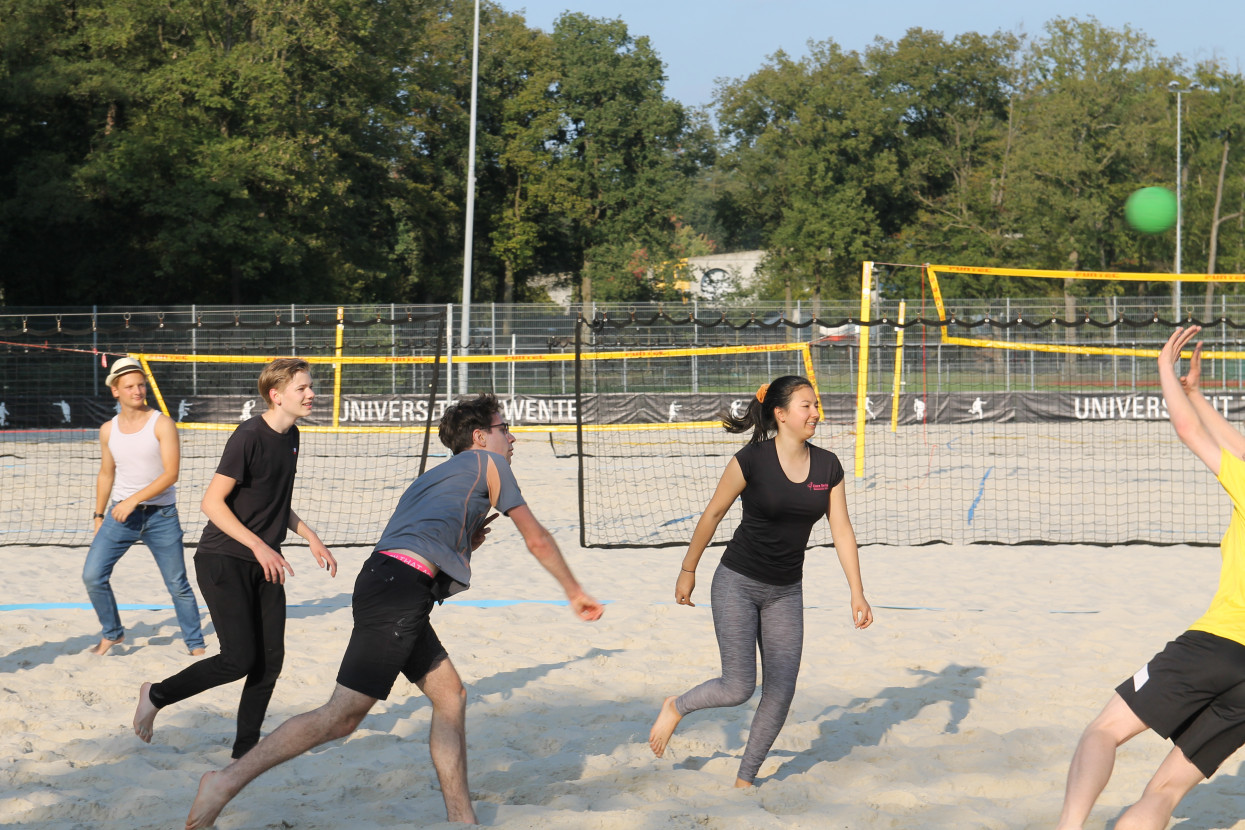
[1190,449,1245,646]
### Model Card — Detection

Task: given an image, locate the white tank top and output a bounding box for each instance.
[108,410,177,506]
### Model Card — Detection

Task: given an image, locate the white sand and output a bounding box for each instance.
[3,444,1245,829]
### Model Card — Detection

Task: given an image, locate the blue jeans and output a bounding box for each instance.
[82,504,205,651]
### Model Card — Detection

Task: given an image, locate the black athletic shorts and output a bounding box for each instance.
[336,552,448,700]
[1116,629,1245,777]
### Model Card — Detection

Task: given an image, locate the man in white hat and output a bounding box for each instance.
[82,356,205,656]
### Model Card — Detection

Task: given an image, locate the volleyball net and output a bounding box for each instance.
[9,272,1245,550]
[847,262,1245,547]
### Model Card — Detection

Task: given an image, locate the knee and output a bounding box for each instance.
[720,680,756,707]
[329,710,368,740]
[215,648,260,682]
[82,562,108,589]
[431,680,468,717]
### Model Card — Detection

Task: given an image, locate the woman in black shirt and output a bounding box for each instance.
[648,375,872,786]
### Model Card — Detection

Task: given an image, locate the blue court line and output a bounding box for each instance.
[0,599,588,612]
[966,466,993,525]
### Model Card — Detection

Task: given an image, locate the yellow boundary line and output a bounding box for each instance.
[134,343,819,430]
[925,264,1245,352]
[130,341,813,366]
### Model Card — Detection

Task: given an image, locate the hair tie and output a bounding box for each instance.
[756,384,768,403]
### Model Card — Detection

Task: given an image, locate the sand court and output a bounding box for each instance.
[3,444,1245,828]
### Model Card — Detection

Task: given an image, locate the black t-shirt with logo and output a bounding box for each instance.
[719,439,844,586]
[197,415,299,561]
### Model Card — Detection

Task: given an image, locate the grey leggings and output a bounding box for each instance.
[676,563,804,783]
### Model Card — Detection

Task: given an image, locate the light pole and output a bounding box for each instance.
[1168,80,1201,317]
[459,0,481,395]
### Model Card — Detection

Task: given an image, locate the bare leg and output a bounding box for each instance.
[185,684,375,830]
[1056,694,1149,830]
[415,658,477,824]
[1113,746,1205,830]
[89,634,124,656]
[189,647,206,657]
[649,696,683,758]
[733,777,753,788]
[133,682,158,743]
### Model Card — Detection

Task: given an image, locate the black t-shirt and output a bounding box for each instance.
[197,415,299,560]
[719,439,845,586]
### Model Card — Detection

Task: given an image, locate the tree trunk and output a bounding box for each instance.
[784,280,793,343]
[1204,140,1230,322]
[502,261,514,337]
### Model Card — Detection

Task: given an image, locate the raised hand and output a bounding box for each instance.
[1180,341,1205,395]
[1159,326,1201,376]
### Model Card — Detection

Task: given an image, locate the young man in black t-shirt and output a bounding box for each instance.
[133,358,337,758]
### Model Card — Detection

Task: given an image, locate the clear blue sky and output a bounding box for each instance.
[498,0,1245,109]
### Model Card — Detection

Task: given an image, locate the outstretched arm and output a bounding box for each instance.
[674,458,746,606]
[827,482,872,629]
[1180,338,1245,459]
[1159,327,1223,474]
[508,504,603,621]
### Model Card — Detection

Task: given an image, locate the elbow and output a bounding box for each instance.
[526,530,558,562]
[1171,414,1205,442]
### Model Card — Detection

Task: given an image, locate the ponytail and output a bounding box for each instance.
[723,375,813,444]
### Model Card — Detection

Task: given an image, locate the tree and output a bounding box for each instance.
[1,0,438,304]
[549,12,691,303]
[869,28,1023,298]
[1007,18,1175,283]
[714,41,903,304]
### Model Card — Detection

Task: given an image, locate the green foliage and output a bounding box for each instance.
[2,5,1244,306]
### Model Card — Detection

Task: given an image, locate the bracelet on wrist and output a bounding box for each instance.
[681,567,695,573]
[93,512,105,519]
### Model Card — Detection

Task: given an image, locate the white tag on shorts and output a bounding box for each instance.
[1133,664,1150,692]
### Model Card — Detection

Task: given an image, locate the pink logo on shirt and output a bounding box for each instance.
[807,482,829,491]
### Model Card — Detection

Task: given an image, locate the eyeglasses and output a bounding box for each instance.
[484,422,511,434]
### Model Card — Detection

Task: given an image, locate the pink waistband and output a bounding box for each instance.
[379,550,436,579]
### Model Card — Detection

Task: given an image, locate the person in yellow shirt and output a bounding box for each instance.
[1057,325,1245,830]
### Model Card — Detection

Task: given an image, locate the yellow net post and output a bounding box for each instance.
[890,300,905,432]
[137,355,171,418]
[332,306,344,428]
[854,261,873,477]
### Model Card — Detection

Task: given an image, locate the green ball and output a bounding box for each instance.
[1125,187,1177,234]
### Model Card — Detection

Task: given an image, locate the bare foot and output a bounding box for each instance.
[88,635,124,655]
[133,682,159,743]
[189,647,206,657]
[186,770,235,830]
[649,695,683,758]
[733,777,753,788]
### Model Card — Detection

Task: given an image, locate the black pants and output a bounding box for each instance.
[149,552,286,758]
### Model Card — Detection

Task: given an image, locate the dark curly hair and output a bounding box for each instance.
[438,393,502,453]
[723,375,814,444]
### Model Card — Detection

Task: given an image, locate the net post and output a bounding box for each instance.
[136,354,173,417]
[854,262,873,477]
[332,307,344,428]
[575,313,586,548]
[891,300,906,432]
[799,343,822,417]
